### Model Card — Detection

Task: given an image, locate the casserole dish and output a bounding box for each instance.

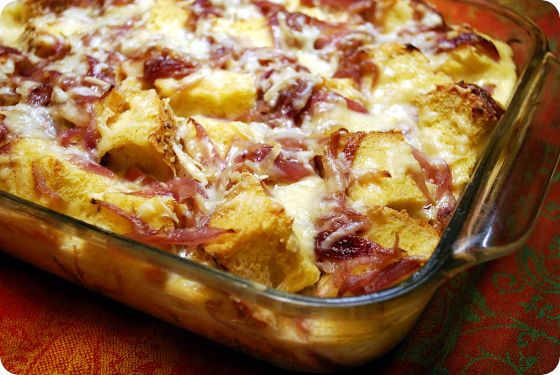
[0,0,558,372]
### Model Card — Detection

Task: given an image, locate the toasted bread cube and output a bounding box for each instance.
[211,17,273,48]
[0,138,44,201]
[366,206,440,259]
[370,43,452,105]
[348,132,428,216]
[2,138,176,234]
[416,82,504,192]
[156,69,256,120]
[96,86,177,180]
[204,174,320,292]
[147,0,190,35]
[430,35,517,106]
[311,45,450,135]
[94,191,177,233]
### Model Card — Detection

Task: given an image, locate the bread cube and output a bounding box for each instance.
[325,78,368,105]
[156,69,257,120]
[369,43,452,105]
[96,86,177,180]
[430,35,517,106]
[147,0,191,35]
[0,1,28,47]
[366,206,440,259]
[416,82,504,192]
[204,174,320,292]
[372,0,416,33]
[348,131,428,216]
[211,17,273,48]
[2,138,177,234]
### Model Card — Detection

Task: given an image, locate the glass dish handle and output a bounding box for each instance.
[445,52,560,272]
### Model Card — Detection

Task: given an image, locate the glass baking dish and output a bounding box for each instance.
[0,0,559,372]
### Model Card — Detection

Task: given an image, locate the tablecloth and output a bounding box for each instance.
[1,1,559,374]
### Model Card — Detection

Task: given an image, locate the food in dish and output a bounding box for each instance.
[0,0,516,297]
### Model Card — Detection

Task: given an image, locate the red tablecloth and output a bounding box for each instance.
[1,2,559,374]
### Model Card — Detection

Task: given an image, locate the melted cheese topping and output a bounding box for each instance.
[273,176,326,258]
[0,0,517,294]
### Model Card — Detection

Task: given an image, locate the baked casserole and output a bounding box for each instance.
[0,0,517,297]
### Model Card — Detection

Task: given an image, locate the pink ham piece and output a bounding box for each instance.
[166,178,208,201]
[68,155,116,178]
[60,128,88,148]
[93,199,230,247]
[144,52,198,83]
[338,256,422,295]
[129,227,234,247]
[124,169,208,201]
[244,144,312,183]
[436,31,501,62]
[26,84,53,107]
[412,148,457,225]
[272,157,312,183]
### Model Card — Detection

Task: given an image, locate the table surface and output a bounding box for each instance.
[1,1,559,374]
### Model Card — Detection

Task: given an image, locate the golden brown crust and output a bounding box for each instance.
[205,174,320,292]
[349,131,428,217]
[365,206,440,259]
[96,86,178,180]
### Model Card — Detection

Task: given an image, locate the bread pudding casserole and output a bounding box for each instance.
[0,0,516,297]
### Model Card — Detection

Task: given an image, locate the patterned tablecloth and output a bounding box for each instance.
[1,1,559,374]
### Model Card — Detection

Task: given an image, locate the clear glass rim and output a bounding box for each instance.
[0,0,550,310]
